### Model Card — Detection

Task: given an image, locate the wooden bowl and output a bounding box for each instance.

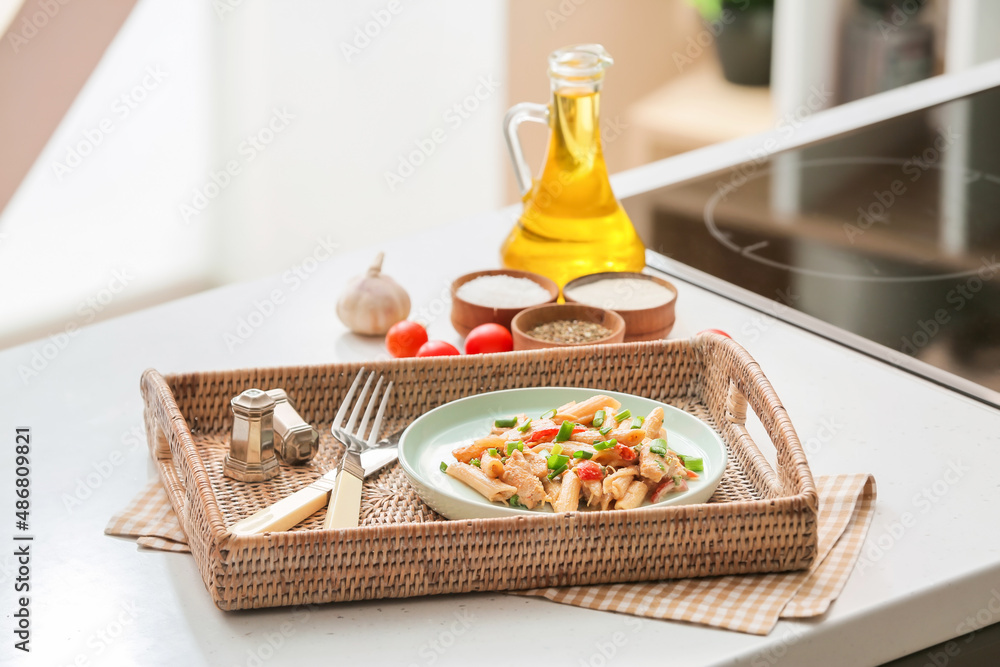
[450,269,559,337]
[510,304,625,351]
[563,272,678,342]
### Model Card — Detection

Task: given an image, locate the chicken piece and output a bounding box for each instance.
[521,449,549,478]
[446,462,516,502]
[554,395,621,426]
[638,442,671,483]
[603,466,638,500]
[480,448,504,478]
[500,450,546,509]
[615,479,650,510]
[552,470,581,512]
[452,435,505,464]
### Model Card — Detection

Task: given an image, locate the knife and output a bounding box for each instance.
[227,441,400,536]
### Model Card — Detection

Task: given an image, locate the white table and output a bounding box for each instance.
[3,189,1000,666]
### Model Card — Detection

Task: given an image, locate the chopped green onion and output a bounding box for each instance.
[599,425,613,436]
[547,464,568,479]
[494,417,517,428]
[592,410,606,428]
[615,409,631,422]
[555,421,575,442]
[517,419,532,433]
[440,461,448,473]
[506,441,524,455]
[509,494,523,508]
[681,455,704,472]
[657,461,665,471]
[487,448,499,458]
[649,438,668,456]
[540,408,557,419]
[593,440,615,451]
[574,450,593,459]
[470,458,481,467]
[631,415,645,430]
[547,453,570,469]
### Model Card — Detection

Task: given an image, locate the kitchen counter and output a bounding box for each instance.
[3,186,1000,665]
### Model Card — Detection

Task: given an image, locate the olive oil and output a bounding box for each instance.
[501,46,645,288]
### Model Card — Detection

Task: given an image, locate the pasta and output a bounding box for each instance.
[441,395,701,512]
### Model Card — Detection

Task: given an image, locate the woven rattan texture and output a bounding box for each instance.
[141,337,818,610]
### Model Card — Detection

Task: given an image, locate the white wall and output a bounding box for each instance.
[0,0,507,347]
[0,0,213,348]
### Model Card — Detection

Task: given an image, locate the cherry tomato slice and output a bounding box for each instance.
[614,443,637,462]
[524,421,585,443]
[575,460,602,481]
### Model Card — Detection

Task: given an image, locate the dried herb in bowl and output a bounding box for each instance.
[526,319,612,344]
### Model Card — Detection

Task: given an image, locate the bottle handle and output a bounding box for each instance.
[503,102,550,198]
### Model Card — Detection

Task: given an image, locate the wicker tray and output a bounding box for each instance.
[140,335,817,611]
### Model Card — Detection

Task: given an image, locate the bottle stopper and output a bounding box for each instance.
[265,389,319,465]
[225,388,279,482]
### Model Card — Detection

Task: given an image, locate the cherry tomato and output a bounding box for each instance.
[524,420,585,443]
[697,329,732,339]
[575,460,602,481]
[464,323,514,354]
[385,321,428,358]
[415,340,460,357]
[614,443,637,462]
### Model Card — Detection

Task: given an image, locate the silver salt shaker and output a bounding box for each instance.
[224,388,279,482]
[265,389,319,465]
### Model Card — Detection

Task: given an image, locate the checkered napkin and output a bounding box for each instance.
[106,474,875,634]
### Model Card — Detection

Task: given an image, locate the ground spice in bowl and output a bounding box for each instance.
[525,319,612,344]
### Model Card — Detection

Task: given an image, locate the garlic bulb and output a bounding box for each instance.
[336,252,410,335]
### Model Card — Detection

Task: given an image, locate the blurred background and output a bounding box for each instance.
[0,0,994,350]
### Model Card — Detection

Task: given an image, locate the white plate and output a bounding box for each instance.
[397,387,727,520]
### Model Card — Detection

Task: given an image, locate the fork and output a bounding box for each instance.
[227,368,393,536]
[322,369,393,529]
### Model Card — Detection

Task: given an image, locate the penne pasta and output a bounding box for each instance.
[443,395,699,513]
[480,449,504,478]
[603,466,637,500]
[446,462,516,501]
[452,435,506,463]
[552,470,581,512]
[559,395,621,424]
[615,480,650,510]
[644,407,664,437]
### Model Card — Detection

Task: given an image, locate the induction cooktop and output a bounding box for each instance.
[625,83,1000,408]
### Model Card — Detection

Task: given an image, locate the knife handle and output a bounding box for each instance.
[228,475,335,536]
[322,452,364,530]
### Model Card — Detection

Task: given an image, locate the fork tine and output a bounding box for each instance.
[344,371,375,433]
[334,368,365,429]
[366,380,393,447]
[356,375,384,440]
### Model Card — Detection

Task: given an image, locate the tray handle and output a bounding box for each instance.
[697,334,818,510]
[140,369,230,542]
